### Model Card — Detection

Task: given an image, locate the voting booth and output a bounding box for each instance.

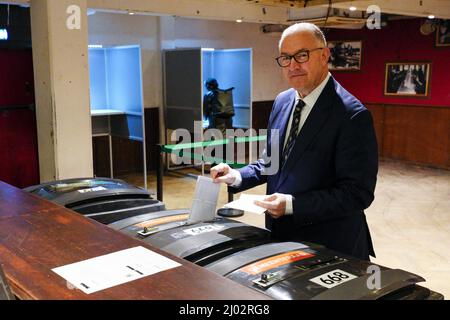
[163,48,252,170]
[163,48,252,132]
[164,47,252,132]
[88,45,147,188]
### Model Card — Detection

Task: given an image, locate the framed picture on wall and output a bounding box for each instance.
[435,20,450,46]
[327,40,362,71]
[384,62,431,97]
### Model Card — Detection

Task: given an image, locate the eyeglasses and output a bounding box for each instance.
[275,47,324,67]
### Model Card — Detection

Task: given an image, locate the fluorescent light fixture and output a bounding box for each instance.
[88,44,103,49]
[236,19,243,23]
[202,48,215,51]
[428,15,435,19]
[128,11,135,15]
[0,29,8,41]
[349,6,357,11]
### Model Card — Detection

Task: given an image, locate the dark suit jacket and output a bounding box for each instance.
[231,77,378,260]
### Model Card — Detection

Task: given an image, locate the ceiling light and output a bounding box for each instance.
[349,6,357,11]
[236,19,242,23]
[428,15,435,19]
[128,11,135,15]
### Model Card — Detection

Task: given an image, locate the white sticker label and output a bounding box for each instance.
[78,186,107,193]
[183,224,224,236]
[309,269,357,289]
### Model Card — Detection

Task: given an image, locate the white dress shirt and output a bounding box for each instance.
[232,72,332,215]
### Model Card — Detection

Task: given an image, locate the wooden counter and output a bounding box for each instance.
[0,181,269,300]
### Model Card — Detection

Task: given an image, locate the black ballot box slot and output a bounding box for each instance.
[170,226,274,266]
[111,210,272,266]
[109,209,190,232]
[23,178,164,224]
[69,198,165,225]
[205,242,444,300]
[23,177,151,205]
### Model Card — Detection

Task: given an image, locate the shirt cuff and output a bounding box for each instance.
[229,169,242,187]
[284,194,293,215]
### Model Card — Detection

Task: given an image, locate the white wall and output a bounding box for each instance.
[88,12,162,109]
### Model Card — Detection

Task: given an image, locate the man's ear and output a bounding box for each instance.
[322,47,331,66]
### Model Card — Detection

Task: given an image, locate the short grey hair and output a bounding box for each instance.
[279,22,327,50]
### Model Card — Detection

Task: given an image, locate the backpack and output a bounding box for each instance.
[216,87,235,118]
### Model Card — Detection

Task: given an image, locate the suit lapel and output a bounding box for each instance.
[276,78,335,190]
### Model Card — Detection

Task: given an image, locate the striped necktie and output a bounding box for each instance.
[281,99,305,166]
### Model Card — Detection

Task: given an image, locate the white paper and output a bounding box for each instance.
[188,176,221,224]
[224,193,268,215]
[183,224,225,236]
[52,246,181,294]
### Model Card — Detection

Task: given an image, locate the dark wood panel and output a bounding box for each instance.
[92,136,144,177]
[0,181,269,300]
[92,136,110,177]
[112,136,144,175]
[92,108,161,178]
[252,100,273,130]
[366,104,385,157]
[383,105,450,169]
[145,107,161,171]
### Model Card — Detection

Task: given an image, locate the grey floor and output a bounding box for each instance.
[120,159,450,299]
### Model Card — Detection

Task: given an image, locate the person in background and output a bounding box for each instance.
[203,78,234,138]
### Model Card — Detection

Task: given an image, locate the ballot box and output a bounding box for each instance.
[23,178,165,224]
[109,209,272,266]
[205,242,444,300]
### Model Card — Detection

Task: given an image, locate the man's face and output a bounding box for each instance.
[279,31,330,96]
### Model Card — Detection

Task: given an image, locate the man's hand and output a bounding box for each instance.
[211,163,237,185]
[254,193,287,219]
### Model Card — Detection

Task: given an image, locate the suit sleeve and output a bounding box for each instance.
[292,109,378,225]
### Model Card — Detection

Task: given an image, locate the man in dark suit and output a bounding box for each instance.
[211,23,378,260]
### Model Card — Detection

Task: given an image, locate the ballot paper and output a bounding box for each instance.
[188,176,221,224]
[52,246,181,294]
[224,194,268,215]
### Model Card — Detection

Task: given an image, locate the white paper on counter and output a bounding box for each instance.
[52,246,181,294]
[224,194,268,215]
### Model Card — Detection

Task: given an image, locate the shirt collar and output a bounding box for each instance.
[295,72,331,107]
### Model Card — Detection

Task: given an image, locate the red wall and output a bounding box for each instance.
[0,49,39,188]
[327,18,450,107]
[0,109,39,188]
[0,49,35,105]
